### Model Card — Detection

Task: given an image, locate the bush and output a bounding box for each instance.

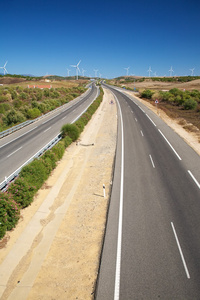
[61,124,80,141]
[0,193,20,238]
[141,89,154,99]
[20,159,48,190]
[8,177,35,208]
[183,98,198,110]
[51,142,65,160]
[3,109,26,125]
[26,108,41,119]
[63,136,72,148]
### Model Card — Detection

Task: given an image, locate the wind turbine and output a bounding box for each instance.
[82,68,86,77]
[94,69,98,78]
[124,67,130,76]
[0,61,8,75]
[169,66,174,77]
[190,68,195,76]
[147,66,152,77]
[70,60,81,80]
[67,68,71,77]
[153,71,157,77]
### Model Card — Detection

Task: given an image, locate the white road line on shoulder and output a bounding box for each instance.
[188,170,200,189]
[44,127,51,133]
[135,118,137,122]
[149,154,155,168]
[171,222,190,279]
[141,130,144,137]
[114,94,124,300]
[158,129,182,160]
[138,106,145,113]
[146,114,156,126]
[7,146,22,158]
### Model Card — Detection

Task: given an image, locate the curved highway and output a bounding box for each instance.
[96,84,200,299]
[0,84,98,185]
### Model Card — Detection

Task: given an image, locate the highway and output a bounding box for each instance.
[0,83,99,185]
[95,85,200,299]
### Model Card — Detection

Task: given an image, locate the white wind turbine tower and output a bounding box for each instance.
[169,66,174,77]
[190,68,195,76]
[70,60,81,80]
[0,61,8,75]
[82,68,86,77]
[124,67,130,76]
[147,66,152,77]
[67,68,71,77]
[94,69,98,78]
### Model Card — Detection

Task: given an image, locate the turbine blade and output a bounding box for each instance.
[4,61,8,67]
[77,60,81,66]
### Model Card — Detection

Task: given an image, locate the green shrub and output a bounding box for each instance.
[0,193,20,238]
[20,159,48,190]
[63,136,72,148]
[8,177,35,208]
[27,108,41,119]
[61,124,80,141]
[183,98,198,110]
[51,142,65,160]
[141,89,154,99]
[43,150,57,169]
[3,109,26,125]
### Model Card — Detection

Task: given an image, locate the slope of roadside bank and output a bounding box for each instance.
[0,88,117,300]
[124,90,200,156]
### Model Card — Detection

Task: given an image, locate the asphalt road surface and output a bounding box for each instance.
[95,85,200,299]
[0,84,98,185]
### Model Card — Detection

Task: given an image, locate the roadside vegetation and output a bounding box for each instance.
[0,87,103,240]
[0,85,86,132]
[140,88,200,130]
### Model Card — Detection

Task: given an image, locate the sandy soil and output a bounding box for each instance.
[0,86,199,300]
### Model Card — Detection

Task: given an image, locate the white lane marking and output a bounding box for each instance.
[188,170,200,189]
[135,118,137,122]
[44,127,51,133]
[61,116,66,120]
[0,126,38,149]
[158,129,182,161]
[114,94,124,300]
[138,105,145,113]
[149,154,155,168]
[146,114,157,127]
[141,130,144,137]
[131,110,133,113]
[171,222,190,279]
[7,146,22,158]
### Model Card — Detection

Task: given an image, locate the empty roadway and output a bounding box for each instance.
[0,84,98,184]
[95,85,200,299]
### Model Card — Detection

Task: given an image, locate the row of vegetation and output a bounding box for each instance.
[141,88,200,110]
[0,85,86,132]
[0,88,103,239]
[111,76,200,85]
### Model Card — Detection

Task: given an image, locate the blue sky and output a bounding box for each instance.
[1,0,200,78]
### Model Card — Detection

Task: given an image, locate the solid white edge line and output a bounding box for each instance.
[146,114,157,127]
[171,222,190,279]
[141,130,144,137]
[188,170,200,189]
[7,146,22,158]
[113,94,124,300]
[149,154,155,168]
[158,129,182,160]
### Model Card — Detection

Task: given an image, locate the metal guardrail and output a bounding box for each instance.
[0,85,96,190]
[0,120,34,138]
[0,134,62,191]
